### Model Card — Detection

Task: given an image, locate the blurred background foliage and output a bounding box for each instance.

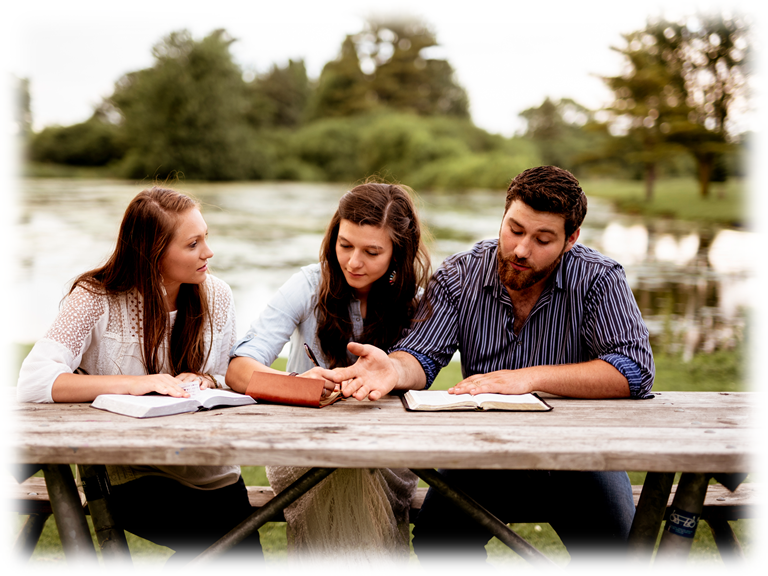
[18,14,750,192]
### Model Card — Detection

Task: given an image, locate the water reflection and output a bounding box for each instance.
[13,179,751,360]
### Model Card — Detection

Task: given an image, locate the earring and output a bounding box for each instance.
[388,269,397,285]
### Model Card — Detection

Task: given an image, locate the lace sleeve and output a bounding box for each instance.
[45,285,108,358]
[205,275,237,381]
[17,285,108,403]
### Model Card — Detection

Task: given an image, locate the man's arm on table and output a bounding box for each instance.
[321,344,631,400]
[449,359,630,398]
[318,343,426,401]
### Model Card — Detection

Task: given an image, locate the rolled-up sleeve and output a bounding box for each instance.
[584,266,655,398]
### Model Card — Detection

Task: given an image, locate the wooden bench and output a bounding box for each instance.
[11,477,757,560]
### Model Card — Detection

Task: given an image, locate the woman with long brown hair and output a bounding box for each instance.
[17,186,262,563]
[226,181,431,562]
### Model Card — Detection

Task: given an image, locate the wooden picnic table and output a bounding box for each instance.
[12,391,755,565]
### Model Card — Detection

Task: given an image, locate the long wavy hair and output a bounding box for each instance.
[69,186,212,376]
[316,181,431,368]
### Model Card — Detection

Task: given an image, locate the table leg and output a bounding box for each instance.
[188,467,337,565]
[410,468,556,567]
[627,471,675,562]
[655,472,711,562]
[42,464,98,563]
[79,464,132,564]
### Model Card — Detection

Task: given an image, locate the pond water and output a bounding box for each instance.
[12,179,754,360]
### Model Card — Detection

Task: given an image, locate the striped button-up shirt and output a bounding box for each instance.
[392,239,655,399]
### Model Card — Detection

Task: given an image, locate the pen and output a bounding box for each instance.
[304,343,336,399]
[303,343,320,367]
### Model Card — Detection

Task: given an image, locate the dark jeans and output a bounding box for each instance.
[413,469,635,566]
[109,474,263,565]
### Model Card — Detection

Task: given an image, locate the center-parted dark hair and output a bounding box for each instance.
[505,166,588,236]
[316,181,431,369]
[69,186,212,376]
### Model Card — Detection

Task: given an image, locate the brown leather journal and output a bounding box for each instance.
[245,371,342,408]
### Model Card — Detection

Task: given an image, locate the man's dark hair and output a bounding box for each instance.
[504,166,587,236]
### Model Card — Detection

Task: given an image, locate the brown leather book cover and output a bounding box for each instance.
[245,371,342,408]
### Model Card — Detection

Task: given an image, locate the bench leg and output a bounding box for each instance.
[13,512,50,560]
[655,472,710,562]
[628,471,675,562]
[706,519,745,563]
[410,468,556,567]
[43,464,98,564]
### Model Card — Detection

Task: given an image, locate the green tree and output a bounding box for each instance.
[518,97,608,175]
[604,14,749,198]
[307,17,469,121]
[109,29,258,180]
[365,18,469,117]
[245,59,311,128]
[603,35,687,200]
[305,36,376,120]
[662,15,750,197]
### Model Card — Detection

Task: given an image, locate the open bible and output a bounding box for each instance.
[91,388,256,418]
[402,390,552,412]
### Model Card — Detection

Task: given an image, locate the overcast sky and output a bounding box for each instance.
[7,0,760,137]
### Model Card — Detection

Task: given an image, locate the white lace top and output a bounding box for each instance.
[17,274,241,490]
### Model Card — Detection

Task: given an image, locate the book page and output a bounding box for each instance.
[97,394,192,408]
[193,388,256,409]
[406,390,477,407]
[471,393,543,405]
[91,393,200,418]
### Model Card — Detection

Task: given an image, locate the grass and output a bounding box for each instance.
[11,351,753,567]
[582,177,747,227]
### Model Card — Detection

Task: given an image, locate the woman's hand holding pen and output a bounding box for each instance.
[298,366,338,397]
[302,343,339,398]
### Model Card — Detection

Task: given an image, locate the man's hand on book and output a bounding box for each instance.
[449,369,534,396]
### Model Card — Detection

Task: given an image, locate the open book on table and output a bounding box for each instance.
[91,388,256,418]
[402,390,552,412]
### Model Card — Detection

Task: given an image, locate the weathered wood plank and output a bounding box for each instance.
[11,392,755,472]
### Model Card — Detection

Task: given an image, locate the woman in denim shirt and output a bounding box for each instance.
[226,181,431,563]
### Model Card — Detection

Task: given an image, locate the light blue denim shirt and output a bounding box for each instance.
[230,263,363,372]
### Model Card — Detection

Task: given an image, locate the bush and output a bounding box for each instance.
[27,118,127,166]
[410,148,540,192]
[288,116,366,182]
[357,112,471,180]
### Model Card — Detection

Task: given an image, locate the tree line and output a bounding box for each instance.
[20,15,749,196]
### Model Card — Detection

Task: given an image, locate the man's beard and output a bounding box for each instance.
[497,248,564,292]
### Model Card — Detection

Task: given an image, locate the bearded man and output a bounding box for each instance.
[322,165,655,564]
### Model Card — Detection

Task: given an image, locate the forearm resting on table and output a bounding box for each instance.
[50,373,174,403]
[455,359,630,399]
[528,360,630,398]
[226,356,280,393]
